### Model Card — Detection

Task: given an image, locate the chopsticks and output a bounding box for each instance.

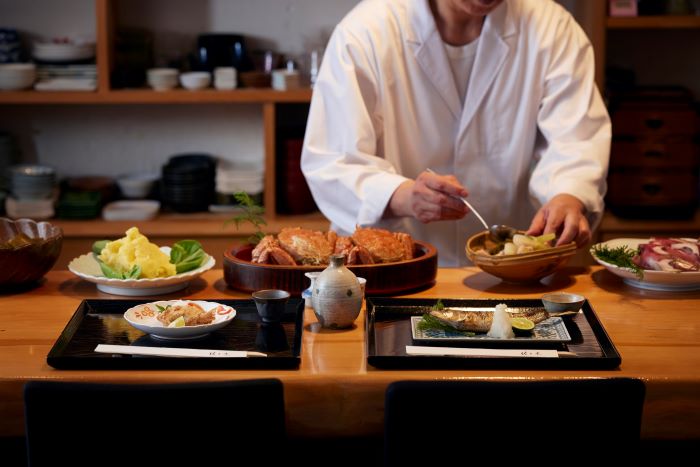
[95,344,267,358]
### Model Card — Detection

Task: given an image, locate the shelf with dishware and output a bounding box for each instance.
[0,88,312,105]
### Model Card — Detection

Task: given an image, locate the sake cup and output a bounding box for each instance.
[252,289,290,324]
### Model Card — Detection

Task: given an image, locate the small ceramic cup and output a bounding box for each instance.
[303,271,321,309]
[541,292,585,314]
[252,289,290,324]
[356,277,367,297]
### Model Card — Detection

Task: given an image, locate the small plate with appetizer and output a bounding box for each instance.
[68,227,215,296]
[124,300,236,340]
[590,237,700,291]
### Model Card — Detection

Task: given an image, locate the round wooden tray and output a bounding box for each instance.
[223,240,438,296]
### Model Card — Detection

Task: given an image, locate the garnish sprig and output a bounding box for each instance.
[591,244,644,279]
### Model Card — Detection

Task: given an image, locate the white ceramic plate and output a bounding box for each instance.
[124,300,236,340]
[410,315,571,343]
[68,246,215,296]
[590,238,700,291]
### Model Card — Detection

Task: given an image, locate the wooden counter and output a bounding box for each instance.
[1,266,699,440]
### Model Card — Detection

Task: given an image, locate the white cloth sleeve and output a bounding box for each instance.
[529,14,611,230]
[301,27,409,234]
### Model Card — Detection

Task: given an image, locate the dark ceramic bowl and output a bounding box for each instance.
[0,217,63,287]
[252,289,290,324]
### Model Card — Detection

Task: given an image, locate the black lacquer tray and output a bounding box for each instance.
[366,298,621,370]
[47,299,303,370]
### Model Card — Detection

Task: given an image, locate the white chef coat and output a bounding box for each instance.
[301,0,611,266]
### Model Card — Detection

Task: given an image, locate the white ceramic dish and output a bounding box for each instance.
[68,246,215,296]
[591,238,700,291]
[32,42,95,62]
[180,71,211,90]
[102,200,160,221]
[116,173,159,198]
[410,315,571,343]
[124,300,236,340]
[0,63,36,90]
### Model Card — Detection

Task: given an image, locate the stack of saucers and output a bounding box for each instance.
[161,154,216,212]
[215,160,263,206]
[6,165,56,219]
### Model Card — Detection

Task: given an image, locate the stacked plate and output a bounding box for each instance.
[215,160,263,205]
[9,165,55,200]
[161,154,216,212]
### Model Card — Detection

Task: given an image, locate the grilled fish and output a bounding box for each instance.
[428,307,549,332]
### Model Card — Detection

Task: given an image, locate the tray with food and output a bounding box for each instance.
[47,298,303,369]
[591,237,700,291]
[366,297,621,369]
[224,226,438,295]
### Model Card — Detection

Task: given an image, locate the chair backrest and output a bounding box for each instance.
[384,378,645,466]
[24,378,285,467]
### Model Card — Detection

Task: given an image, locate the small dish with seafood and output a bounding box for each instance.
[124,300,236,340]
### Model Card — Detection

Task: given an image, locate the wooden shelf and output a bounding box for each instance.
[53,211,329,238]
[597,209,700,241]
[607,15,700,29]
[0,88,313,105]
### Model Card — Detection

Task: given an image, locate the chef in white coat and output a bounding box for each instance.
[301,0,611,266]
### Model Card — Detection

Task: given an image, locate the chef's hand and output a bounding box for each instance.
[527,194,591,248]
[387,171,468,222]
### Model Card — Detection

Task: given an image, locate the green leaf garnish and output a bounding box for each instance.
[224,192,267,245]
[432,299,445,311]
[591,244,644,279]
[417,313,475,336]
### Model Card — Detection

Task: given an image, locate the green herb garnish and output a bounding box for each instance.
[432,299,445,311]
[155,304,171,313]
[98,261,141,279]
[417,313,475,336]
[225,192,267,245]
[591,244,644,279]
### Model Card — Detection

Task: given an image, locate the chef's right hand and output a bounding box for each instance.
[388,171,469,223]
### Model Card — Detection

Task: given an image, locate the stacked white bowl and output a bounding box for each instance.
[147,68,179,91]
[214,67,237,90]
[0,64,37,90]
[216,161,264,201]
[32,41,95,62]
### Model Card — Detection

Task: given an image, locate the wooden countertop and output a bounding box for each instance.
[1,266,699,440]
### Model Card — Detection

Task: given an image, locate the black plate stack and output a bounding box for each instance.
[161,154,216,212]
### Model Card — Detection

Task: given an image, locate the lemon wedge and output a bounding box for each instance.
[168,316,186,328]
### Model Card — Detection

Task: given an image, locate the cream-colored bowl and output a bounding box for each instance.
[180,72,211,90]
[0,63,36,91]
[466,230,576,283]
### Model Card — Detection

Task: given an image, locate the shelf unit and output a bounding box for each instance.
[0,0,323,262]
[607,15,700,29]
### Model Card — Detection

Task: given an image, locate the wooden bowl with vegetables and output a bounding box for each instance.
[465,230,576,283]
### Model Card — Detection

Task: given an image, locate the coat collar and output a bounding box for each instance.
[407,0,518,121]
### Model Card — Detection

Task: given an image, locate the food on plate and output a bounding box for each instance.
[510,317,535,335]
[476,232,556,256]
[591,237,700,275]
[634,238,700,272]
[155,301,215,326]
[251,226,414,266]
[92,227,207,279]
[426,303,548,333]
[487,303,515,339]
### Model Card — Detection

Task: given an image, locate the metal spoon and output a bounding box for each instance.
[425,169,516,241]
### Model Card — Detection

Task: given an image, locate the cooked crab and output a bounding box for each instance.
[277,227,334,265]
[350,227,414,264]
[335,235,374,265]
[251,235,296,265]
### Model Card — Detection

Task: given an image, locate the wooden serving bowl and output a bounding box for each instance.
[0,217,63,287]
[223,240,438,296]
[465,231,576,283]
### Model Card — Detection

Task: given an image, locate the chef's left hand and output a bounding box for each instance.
[526,194,590,248]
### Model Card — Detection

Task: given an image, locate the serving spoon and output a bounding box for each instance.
[425,169,516,242]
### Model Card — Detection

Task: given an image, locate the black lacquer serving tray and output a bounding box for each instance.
[366,298,621,370]
[48,299,303,370]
